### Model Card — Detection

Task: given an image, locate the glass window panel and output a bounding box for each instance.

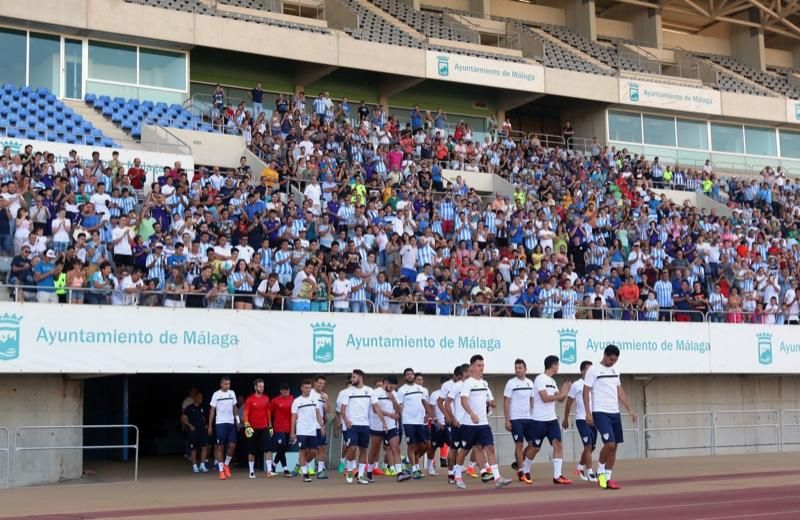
[64,39,83,99]
[643,114,675,146]
[780,130,800,159]
[0,28,26,88]
[608,111,642,143]
[676,119,708,150]
[28,32,60,94]
[139,48,186,90]
[710,123,744,154]
[88,41,136,84]
[744,126,777,157]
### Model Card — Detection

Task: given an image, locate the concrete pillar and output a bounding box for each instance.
[398,0,420,9]
[730,8,766,71]
[565,0,596,41]
[469,0,490,17]
[793,44,800,70]
[631,2,662,49]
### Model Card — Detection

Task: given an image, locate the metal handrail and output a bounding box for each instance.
[780,409,800,452]
[11,424,139,487]
[711,409,781,451]
[644,411,715,456]
[0,427,8,488]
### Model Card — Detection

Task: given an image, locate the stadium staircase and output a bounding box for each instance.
[527,26,613,74]
[63,100,146,150]
[354,0,425,40]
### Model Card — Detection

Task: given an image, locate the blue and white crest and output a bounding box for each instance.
[558,328,577,365]
[311,322,335,363]
[436,55,449,77]
[0,313,22,361]
[757,332,773,365]
[629,82,640,102]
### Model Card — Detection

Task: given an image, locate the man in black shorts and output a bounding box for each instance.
[181,392,209,473]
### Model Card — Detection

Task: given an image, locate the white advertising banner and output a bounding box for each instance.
[0,137,195,178]
[0,303,723,375]
[426,51,545,93]
[786,98,800,124]
[709,323,800,373]
[619,78,722,115]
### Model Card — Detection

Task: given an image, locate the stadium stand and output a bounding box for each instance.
[0,85,114,147]
[701,54,800,99]
[84,94,213,139]
[368,0,472,42]
[533,23,648,74]
[340,0,423,48]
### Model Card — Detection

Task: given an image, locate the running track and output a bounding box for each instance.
[7,469,800,520]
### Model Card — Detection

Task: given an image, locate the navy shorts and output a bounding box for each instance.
[576,419,597,448]
[430,423,448,447]
[370,427,399,445]
[593,412,624,444]
[346,425,370,448]
[403,424,430,445]
[296,434,318,450]
[272,431,289,451]
[187,429,209,449]
[531,419,562,447]
[446,425,459,449]
[460,425,494,450]
[215,423,236,446]
[510,419,535,444]
[316,428,328,447]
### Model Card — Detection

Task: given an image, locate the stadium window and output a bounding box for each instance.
[642,114,676,147]
[28,32,60,94]
[710,123,744,154]
[0,28,26,88]
[88,40,137,84]
[744,126,777,157]
[779,130,800,159]
[676,118,708,150]
[139,48,186,91]
[608,111,642,143]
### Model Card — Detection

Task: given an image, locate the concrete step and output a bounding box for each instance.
[357,0,426,40]
[527,27,614,73]
[63,100,146,151]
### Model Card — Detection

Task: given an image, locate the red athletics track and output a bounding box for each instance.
[2,456,800,520]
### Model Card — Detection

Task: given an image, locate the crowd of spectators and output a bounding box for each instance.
[1,86,799,324]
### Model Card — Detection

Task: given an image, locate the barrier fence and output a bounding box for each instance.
[10,425,139,487]
[0,427,9,488]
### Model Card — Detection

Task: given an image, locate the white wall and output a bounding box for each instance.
[0,375,83,487]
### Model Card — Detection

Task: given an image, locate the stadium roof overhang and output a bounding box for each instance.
[597,0,800,43]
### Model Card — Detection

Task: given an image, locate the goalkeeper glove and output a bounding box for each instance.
[244,423,254,438]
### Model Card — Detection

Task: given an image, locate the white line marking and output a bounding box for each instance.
[694,509,800,520]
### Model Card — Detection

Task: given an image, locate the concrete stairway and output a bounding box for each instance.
[63,100,146,151]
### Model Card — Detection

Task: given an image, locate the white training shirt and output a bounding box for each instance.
[458,377,493,426]
[343,385,374,426]
[568,378,590,421]
[503,376,534,421]
[336,387,350,414]
[291,395,319,436]
[309,388,327,423]
[532,374,558,422]
[369,387,397,430]
[396,383,429,425]
[584,364,621,414]
[447,380,464,422]
[439,379,455,418]
[210,389,237,424]
[430,389,445,423]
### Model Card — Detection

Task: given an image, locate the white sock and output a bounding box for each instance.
[224,456,232,466]
[340,457,345,463]
[598,463,606,476]
[218,462,224,472]
[348,459,357,472]
[358,463,366,477]
[577,463,585,472]
[199,463,207,471]
[468,461,476,469]
[192,464,198,471]
[412,464,419,472]
[395,463,402,473]
[367,463,373,472]
[306,462,314,473]
[606,469,613,479]
[523,457,533,473]
[266,460,273,472]
[491,464,500,481]
[427,459,434,471]
[318,461,325,472]
[454,464,462,479]
[248,460,255,473]
[553,458,563,479]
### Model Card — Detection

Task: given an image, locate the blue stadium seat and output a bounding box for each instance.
[112,96,125,104]
[82,121,93,133]
[55,113,65,124]
[5,128,19,137]
[65,134,77,144]
[54,124,66,135]
[45,94,56,104]
[91,127,103,137]
[25,129,38,140]
[111,112,123,123]
[45,106,55,117]
[20,86,33,96]
[0,118,8,129]
[101,106,113,117]
[64,120,75,131]
[131,125,141,139]
[45,131,57,142]
[10,91,21,101]
[0,107,8,118]
[2,83,15,94]
[8,115,18,126]
[35,122,47,132]
[84,93,97,105]
[101,137,114,147]
[121,119,133,131]
[45,117,56,130]
[35,87,48,98]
